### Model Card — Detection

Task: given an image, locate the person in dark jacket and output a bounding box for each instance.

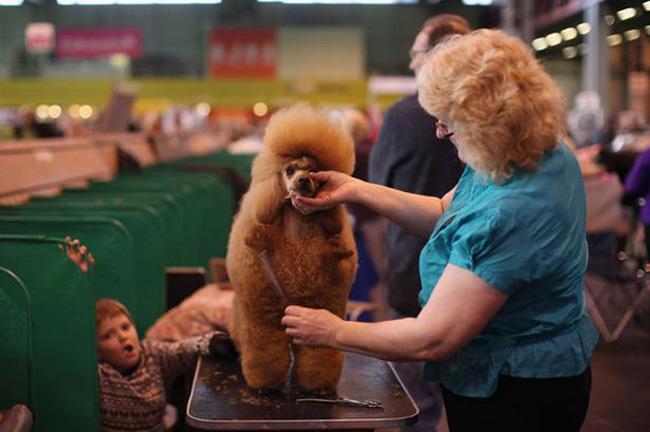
[367,14,469,432]
[624,147,650,259]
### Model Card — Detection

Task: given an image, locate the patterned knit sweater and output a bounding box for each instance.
[98,332,215,432]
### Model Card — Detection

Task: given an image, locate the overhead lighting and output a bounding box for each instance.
[644,1,650,12]
[562,46,578,59]
[253,102,269,117]
[560,27,578,41]
[58,0,222,4]
[532,37,548,51]
[616,7,636,21]
[0,0,24,5]
[196,103,211,117]
[48,105,62,119]
[79,105,94,119]
[577,23,591,35]
[257,0,417,3]
[545,32,562,47]
[624,29,641,41]
[68,104,81,119]
[606,34,623,46]
[604,14,615,26]
[36,105,49,121]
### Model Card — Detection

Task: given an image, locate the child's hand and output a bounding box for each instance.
[60,236,95,274]
[208,331,238,360]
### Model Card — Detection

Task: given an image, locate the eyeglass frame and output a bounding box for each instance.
[409,48,429,60]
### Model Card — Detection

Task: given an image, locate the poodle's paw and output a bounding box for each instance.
[244,224,276,252]
[318,214,343,235]
[325,237,354,260]
[294,347,343,392]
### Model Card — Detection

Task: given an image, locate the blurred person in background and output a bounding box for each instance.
[342,108,386,286]
[568,91,605,149]
[624,146,650,263]
[367,13,469,432]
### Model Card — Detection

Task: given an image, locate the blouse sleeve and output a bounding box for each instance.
[447,208,536,296]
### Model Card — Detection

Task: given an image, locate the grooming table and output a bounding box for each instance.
[186,352,419,430]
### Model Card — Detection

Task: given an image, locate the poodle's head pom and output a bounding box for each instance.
[253,104,355,180]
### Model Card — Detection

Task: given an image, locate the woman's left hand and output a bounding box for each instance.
[281,305,343,347]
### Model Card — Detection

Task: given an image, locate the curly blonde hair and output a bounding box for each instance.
[418,29,566,180]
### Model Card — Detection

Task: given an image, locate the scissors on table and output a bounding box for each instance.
[296,397,383,409]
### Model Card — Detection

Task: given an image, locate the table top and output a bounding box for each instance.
[186,352,419,430]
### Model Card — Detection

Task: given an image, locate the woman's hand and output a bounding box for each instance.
[282,305,344,347]
[289,171,360,215]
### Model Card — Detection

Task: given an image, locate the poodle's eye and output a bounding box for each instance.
[286,167,295,176]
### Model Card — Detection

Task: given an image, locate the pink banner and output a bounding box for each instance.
[56,28,143,59]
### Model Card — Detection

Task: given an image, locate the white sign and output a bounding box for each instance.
[25,22,55,54]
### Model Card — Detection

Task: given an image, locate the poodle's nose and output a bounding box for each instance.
[298,177,310,187]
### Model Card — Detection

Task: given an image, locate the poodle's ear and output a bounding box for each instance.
[251,175,285,224]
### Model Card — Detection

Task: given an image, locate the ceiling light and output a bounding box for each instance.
[196,103,211,117]
[532,37,548,51]
[48,105,62,119]
[577,23,591,35]
[616,7,636,21]
[606,34,623,46]
[562,46,578,59]
[545,32,562,47]
[624,29,641,41]
[644,2,650,12]
[253,102,269,117]
[560,27,578,41]
[36,105,49,120]
[58,0,222,4]
[257,0,417,3]
[79,105,93,119]
[0,0,23,5]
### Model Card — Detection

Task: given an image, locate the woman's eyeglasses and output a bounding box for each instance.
[436,120,454,140]
[409,49,428,60]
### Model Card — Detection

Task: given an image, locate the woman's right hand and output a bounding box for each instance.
[289,170,360,215]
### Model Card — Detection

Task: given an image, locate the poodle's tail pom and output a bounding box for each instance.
[262,104,355,175]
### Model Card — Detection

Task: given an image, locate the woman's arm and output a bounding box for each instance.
[291,171,456,237]
[282,263,506,361]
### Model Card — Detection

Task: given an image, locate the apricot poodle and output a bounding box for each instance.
[226,104,358,392]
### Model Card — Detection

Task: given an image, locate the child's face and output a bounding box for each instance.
[97,313,141,371]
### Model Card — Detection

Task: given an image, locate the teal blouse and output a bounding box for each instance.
[418,142,599,398]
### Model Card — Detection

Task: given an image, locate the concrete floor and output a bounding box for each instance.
[583,318,650,431]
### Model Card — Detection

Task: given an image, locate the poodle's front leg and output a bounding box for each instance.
[316,206,345,235]
[293,345,344,392]
[240,320,292,390]
[244,223,280,253]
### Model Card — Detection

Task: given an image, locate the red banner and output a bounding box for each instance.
[209,28,277,79]
[56,28,143,59]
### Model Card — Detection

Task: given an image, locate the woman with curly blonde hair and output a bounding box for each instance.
[283,29,597,431]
